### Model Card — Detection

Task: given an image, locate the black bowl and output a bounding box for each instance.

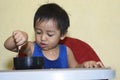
[13,56,44,70]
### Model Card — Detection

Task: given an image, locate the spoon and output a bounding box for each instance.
[18,46,22,54]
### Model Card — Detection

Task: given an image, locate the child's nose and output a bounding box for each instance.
[41,34,47,41]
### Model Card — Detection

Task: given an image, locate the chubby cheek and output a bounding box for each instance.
[49,37,60,45]
[35,35,41,43]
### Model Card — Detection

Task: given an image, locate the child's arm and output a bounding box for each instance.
[4,30,29,53]
[4,35,18,52]
[67,47,78,68]
[67,46,104,68]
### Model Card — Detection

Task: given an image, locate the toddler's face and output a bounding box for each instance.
[34,19,65,51]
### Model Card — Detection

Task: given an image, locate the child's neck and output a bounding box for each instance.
[42,46,59,60]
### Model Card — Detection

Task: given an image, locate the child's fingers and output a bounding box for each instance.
[96,61,105,68]
[83,61,104,68]
[12,31,19,40]
[12,31,26,46]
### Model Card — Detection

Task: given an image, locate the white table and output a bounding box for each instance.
[0,68,115,80]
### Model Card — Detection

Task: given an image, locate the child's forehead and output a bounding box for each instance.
[35,18,59,29]
[36,18,57,24]
[36,18,57,25]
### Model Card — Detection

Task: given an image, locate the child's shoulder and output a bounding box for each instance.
[65,45,73,55]
[59,44,72,53]
[59,44,71,49]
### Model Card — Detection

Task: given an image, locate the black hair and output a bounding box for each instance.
[34,3,70,35]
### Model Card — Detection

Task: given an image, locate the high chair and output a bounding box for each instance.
[18,37,102,64]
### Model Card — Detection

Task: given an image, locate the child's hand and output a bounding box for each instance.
[80,61,105,68]
[12,30,28,47]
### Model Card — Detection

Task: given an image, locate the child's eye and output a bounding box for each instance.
[36,31,41,34]
[48,34,54,37]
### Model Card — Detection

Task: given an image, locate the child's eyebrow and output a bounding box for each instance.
[47,30,55,33]
[35,27,41,30]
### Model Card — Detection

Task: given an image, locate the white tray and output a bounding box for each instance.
[0,68,115,80]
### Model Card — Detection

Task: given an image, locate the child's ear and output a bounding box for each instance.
[60,35,66,40]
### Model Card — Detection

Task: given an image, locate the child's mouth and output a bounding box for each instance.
[40,43,47,48]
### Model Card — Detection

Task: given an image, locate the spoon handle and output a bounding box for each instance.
[18,46,21,54]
